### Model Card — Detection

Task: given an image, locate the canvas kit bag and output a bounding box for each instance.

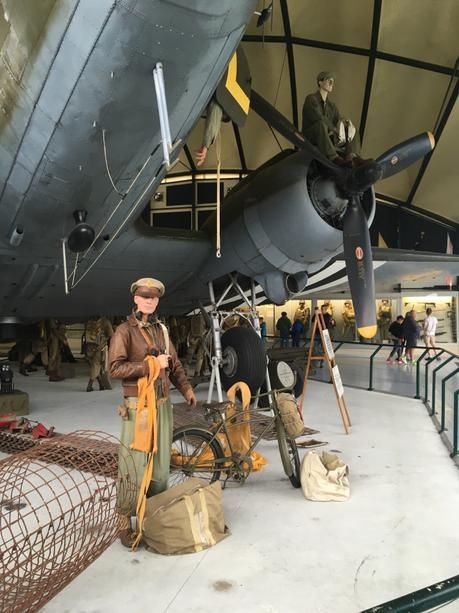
[275,392,304,438]
[142,478,229,554]
[300,451,350,501]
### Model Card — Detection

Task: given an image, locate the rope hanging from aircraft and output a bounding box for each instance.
[63,62,180,293]
[83,144,156,258]
[216,130,222,258]
[64,166,160,293]
[102,128,126,197]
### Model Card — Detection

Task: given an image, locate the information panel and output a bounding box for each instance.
[332,365,344,398]
[321,329,335,360]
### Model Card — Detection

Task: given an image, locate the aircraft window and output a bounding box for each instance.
[166,183,194,205]
[151,211,192,230]
[198,182,224,204]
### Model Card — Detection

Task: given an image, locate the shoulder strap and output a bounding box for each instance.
[137,325,153,350]
[137,320,169,354]
[159,322,170,354]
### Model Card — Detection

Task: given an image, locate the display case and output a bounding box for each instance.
[402,296,457,343]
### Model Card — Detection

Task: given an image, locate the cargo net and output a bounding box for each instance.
[0,430,137,613]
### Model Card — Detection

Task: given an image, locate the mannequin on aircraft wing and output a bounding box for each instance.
[302,71,369,166]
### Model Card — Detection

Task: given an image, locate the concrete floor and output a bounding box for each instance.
[3,363,459,612]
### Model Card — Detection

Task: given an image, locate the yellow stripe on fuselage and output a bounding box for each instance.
[225,53,250,115]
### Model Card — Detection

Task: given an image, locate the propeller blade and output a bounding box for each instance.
[250,90,341,171]
[375,132,435,180]
[342,196,377,338]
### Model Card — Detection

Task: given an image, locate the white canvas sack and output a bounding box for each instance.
[300,451,350,501]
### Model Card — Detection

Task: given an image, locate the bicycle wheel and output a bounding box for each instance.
[275,417,301,488]
[169,427,225,487]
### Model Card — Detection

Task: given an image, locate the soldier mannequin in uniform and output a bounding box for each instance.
[294,300,310,331]
[167,315,180,349]
[109,277,196,547]
[47,319,66,382]
[378,300,392,341]
[185,313,208,377]
[18,321,48,376]
[83,316,114,392]
[342,301,356,340]
[302,71,367,165]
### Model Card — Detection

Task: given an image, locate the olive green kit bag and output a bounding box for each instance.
[142,478,229,554]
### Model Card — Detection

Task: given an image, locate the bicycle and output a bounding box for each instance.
[169,388,301,489]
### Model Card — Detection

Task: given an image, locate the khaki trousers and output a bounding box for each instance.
[48,334,61,372]
[118,396,173,515]
[85,344,108,379]
[303,120,361,159]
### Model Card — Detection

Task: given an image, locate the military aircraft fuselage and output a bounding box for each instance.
[0,0,257,327]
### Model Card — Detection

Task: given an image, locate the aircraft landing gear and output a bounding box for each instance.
[205,275,266,403]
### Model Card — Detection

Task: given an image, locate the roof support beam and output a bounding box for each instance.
[406,75,459,205]
[376,194,459,231]
[232,122,247,172]
[183,144,196,173]
[279,0,298,128]
[243,35,457,76]
[359,0,382,144]
[183,144,197,218]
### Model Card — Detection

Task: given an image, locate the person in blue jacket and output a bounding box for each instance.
[292,318,305,347]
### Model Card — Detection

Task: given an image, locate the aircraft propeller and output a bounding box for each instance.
[251,89,435,337]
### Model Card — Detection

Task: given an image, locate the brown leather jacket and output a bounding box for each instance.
[108,314,192,398]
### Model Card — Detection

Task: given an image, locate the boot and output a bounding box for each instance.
[119,526,136,549]
[119,516,138,549]
[19,364,29,376]
[27,365,37,372]
[98,373,112,391]
[48,370,65,382]
[86,378,94,392]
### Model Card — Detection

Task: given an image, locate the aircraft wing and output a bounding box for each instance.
[1,225,212,321]
[302,249,459,297]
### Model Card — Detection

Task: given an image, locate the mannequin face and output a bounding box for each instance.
[134,294,159,315]
[319,77,334,94]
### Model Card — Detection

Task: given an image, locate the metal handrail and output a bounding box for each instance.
[432,355,455,417]
[453,390,459,457]
[440,367,459,435]
[424,349,446,402]
[360,572,459,613]
[415,349,430,399]
[368,345,384,391]
[268,335,459,459]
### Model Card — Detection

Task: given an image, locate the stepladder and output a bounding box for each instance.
[301,311,351,434]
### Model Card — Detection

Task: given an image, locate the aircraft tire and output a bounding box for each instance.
[276,416,301,488]
[292,363,305,398]
[257,360,296,408]
[269,360,296,391]
[220,327,266,394]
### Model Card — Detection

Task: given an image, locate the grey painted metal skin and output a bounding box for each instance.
[0,2,452,326]
[0,0,257,321]
[194,149,375,305]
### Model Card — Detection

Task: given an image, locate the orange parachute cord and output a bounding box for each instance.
[131,355,160,549]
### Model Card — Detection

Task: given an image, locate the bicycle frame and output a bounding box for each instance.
[174,387,292,475]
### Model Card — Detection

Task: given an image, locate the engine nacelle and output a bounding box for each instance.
[199,150,375,304]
